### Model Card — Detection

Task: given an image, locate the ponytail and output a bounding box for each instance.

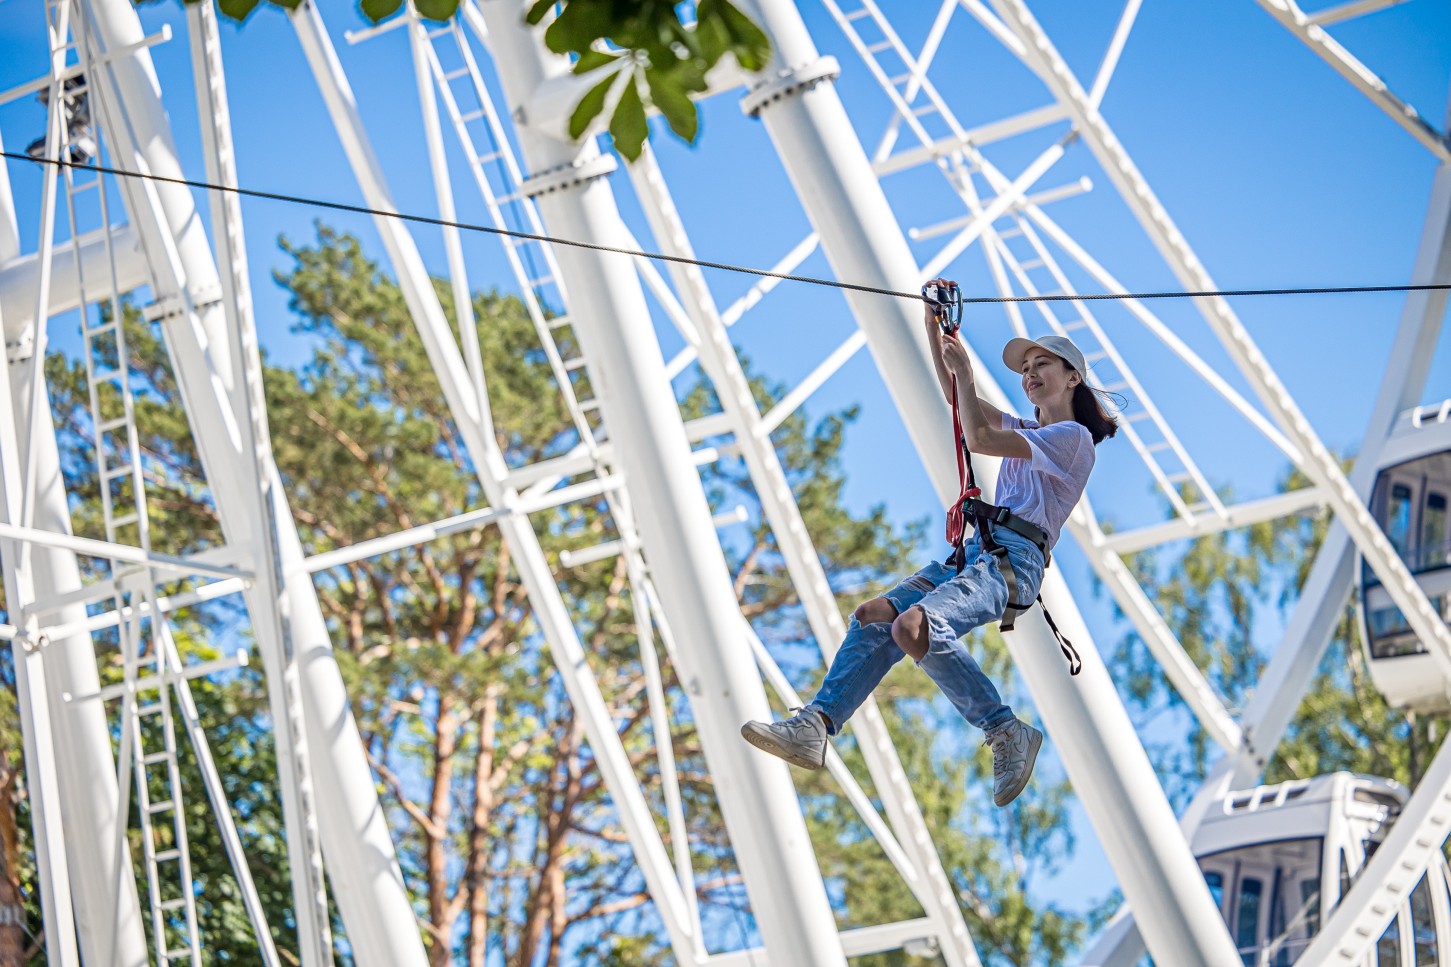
[1072,381,1118,444]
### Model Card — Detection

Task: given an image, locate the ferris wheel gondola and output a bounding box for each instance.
[1360,401,1451,711]
[1193,773,1450,966]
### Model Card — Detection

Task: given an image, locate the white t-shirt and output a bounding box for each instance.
[995,414,1095,548]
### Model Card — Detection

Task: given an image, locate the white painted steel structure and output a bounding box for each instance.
[0,0,1446,964]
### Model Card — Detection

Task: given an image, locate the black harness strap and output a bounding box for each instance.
[943,424,1082,676]
[962,499,1082,676]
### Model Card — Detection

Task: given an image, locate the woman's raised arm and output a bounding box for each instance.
[923,297,956,403]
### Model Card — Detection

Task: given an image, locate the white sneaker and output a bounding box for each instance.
[740,707,828,770]
[986,718,1042,807]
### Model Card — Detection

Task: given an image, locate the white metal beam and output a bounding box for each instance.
[1098,486,1326,554]
[1305,0,1407,27]
[1087,0,1142,109]
[1252,0,1450,161]
[0,520,251,581]
[292,5,702,960]
[871,105,1068,178]
[0,18,78,955]
[736,3,1240,963]
[0,223,147,335]
[471,6,847,961]
[0,24,171,107]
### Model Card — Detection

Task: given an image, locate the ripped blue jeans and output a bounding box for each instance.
[807,527,1045,733]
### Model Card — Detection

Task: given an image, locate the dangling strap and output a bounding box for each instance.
[1038,598,1082,675]
[967,500,1078,675]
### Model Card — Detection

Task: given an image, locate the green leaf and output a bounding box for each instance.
[413,0,459,23]
[644,67,697,143]
[215,0,263,21]
[572,48,622,75]
[608,75,649,161]
[542,1,614,54]
[702,0,772,71]
[524,0,556,26]
[568,70,618,141]
[358,0,404,24]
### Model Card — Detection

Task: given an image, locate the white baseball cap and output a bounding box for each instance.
[1002,334,1088,379]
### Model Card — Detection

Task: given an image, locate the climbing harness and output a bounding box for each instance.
[929,289,1082,676]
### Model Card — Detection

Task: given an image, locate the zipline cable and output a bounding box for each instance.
[6,150,1449,307]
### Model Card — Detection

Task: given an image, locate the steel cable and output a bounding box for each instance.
[6,149,1448,307]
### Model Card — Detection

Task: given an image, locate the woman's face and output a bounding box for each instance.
[1021,348,1078,406]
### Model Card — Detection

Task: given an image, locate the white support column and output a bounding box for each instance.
[626,146,980,967]
[289,3,700,961]
[467,7,846,964]
[734,2,1239,964]
[0,146,150,964]
[79,1,428,962]
[1081,87,1451,967]
[0,125,78,962]
[0,363,78,967]
[0,224,148,330]
[185,3,334,960]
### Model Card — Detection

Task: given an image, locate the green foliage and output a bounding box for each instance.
[526,0,771,159]
[153,0,769,161]
[1105,465,1450,805]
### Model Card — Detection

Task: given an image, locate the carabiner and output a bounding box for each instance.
[921,282,963,335]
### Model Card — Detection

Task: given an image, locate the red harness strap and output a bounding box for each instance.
[945,374,980,550]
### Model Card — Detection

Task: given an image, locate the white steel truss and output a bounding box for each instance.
[0,0,431,962]
[0,0,1447,965]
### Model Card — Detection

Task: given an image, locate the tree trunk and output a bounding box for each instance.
[465,686,500,967]
[517,718,581,967]
[0,767,25,964]
[428,705,461,966]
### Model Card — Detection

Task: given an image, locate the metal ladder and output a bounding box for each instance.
[987,211,1226,523]
[409,3,707,935]
[416,4,673,592]
[825,0,1226,527]
[48,2,204,960]
[417,9,604,448]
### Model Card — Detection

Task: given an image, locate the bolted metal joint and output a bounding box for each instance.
[5,333,34,364]
[519,154,618,199]
[740,57,841,118]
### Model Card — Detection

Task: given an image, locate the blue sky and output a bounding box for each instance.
[2,0,1450,953]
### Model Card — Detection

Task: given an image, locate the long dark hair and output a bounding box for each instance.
[1033,362,1120,444]
[1072,381,1119,444]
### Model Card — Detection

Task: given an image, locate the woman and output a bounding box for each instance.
[741,279,1118,807]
